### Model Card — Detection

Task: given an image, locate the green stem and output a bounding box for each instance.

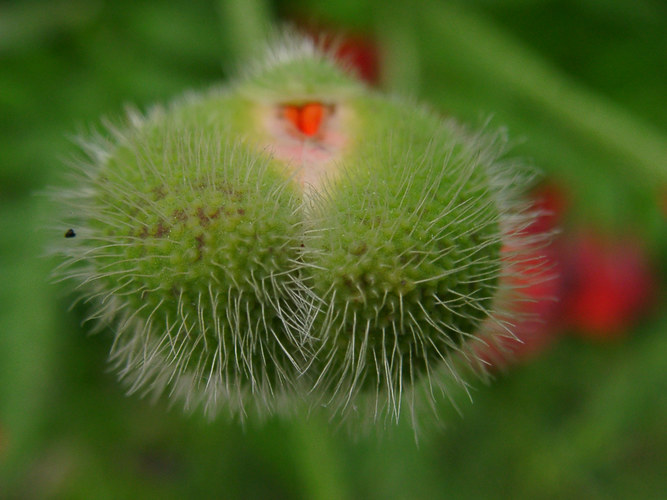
[217,0,273,67]
[0,0,98,51]
[417,1,667,184]
[375,2,421,96]
[289,415,349,500]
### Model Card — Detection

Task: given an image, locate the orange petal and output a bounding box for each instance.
[283,105,301,131]
[299,103,324,136]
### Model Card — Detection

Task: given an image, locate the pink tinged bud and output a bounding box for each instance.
[476,183,565,366]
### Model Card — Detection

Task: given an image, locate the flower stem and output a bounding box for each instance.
[217,0,272,66]
[413,1,667,185]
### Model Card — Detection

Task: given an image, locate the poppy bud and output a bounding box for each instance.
[54,34,543,426]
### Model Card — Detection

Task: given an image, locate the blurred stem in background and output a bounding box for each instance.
[0,198,62,483]
[218,0,273,68]
[0,0,100,52]
[374,1,420,96]
[413,1,667,186]
[288,417,350,500]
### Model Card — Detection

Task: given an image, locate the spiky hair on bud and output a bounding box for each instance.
[53,107,311,420]
[297,101,545,431]
[52,33,548,427]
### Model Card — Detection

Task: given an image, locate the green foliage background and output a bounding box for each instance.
[1,0,665,498]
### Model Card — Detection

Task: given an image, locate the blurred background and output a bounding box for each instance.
[1,0,665,498]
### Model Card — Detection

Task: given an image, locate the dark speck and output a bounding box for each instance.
[64,229,76,238]
[154,220,169,237]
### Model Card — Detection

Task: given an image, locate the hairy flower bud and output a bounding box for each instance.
[53,35,543,426]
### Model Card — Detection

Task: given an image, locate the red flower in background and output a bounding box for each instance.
[299,26,381,85]
[560,232,656,339]
[479,183,565,366]
[482,180,658,368]
[332,35,380,85]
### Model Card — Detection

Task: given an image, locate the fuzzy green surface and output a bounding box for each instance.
[70,108,306,414]
[56,44,513,421]
[305,95,502,406]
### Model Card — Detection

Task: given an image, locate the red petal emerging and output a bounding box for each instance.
[283,103,325,137]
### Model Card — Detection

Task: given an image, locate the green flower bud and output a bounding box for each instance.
[54,35,541,425]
